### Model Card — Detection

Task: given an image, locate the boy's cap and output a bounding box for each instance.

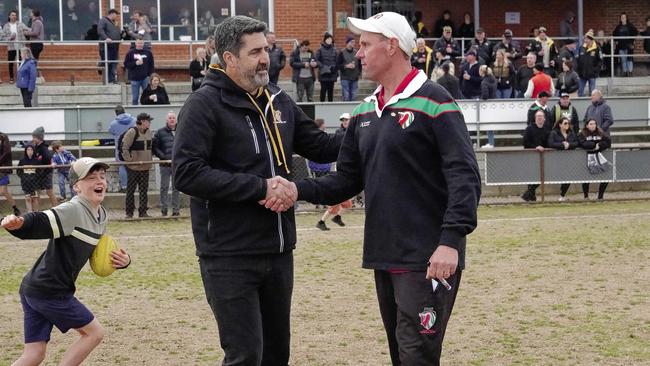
[504,29,513,37]
[476,27,485,34]
[69,157,109,184]
[585,30,595,40]
[339,112,351,120]
[560,92,570,98]
[347,12,416,56]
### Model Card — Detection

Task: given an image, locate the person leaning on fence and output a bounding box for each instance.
[579,119,612,199]
[2,9,28,84]
[17,144,41,212]
[0,132,20,215]
[550,92,580,134]
[121,112,153,218]
[50,140,77,201]
[139,73,170,105]
[548,117,579,201]
[97,8,121,84]
[584,89,614,133]
[521,110,551,202]
[152,111,180,217]
[189,47,208,92]
[16,47,37,107]
[3,157,131,366]
[32,127,58,207]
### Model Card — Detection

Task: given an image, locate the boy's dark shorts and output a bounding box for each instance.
[36,172,53,190]
[20,293,94,343]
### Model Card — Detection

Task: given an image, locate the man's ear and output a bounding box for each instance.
[222,51,236,68]
[387,38,400,57]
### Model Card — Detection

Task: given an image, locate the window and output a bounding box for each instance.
[62,0,101,40]
[121,0,159,40]
[160,0,194,40]
[22,0,61,40]
[353,0,414,20]
[196,0,229,40]
[235,0,268,24]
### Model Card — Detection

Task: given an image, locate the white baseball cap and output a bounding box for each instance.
[347,12,416,56]
[339,112,351,120]
[69,157,110,184]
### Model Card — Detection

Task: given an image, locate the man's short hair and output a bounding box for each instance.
[32,9,40,17]
[535,110,546,117]
[115,104,125,116]
[214,16,267,66]
[108,9,118,15]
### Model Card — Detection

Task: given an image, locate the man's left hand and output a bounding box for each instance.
[426,245,458,280]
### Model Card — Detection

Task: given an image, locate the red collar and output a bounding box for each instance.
[377,68,419,110]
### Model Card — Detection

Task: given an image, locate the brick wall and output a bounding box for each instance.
[18,0,650,83]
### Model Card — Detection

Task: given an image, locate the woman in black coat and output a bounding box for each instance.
[436,62,462,99]
[548,117,579,201]
[612,12,638,76]
[315,32,338,102]
[140,73,170,105]
[189,47,208,91]
[579,119,611,199]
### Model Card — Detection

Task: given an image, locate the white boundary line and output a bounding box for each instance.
[0,212,649,245]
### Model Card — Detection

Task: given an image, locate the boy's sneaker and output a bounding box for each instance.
[161,209,168,217]
[171,211,180,217]
[12,206,20,216]
[481,143,494,149]
[316,220,330,231]
[558,196,567,202]
[332,215,345,227]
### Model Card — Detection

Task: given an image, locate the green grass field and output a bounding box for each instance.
[0,201,649,365]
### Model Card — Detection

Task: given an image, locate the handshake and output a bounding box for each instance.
[259,176,298,212]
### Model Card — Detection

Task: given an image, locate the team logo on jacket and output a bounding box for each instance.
[397,111,414,129]
[419,307,436,334]
[273,110,286,124]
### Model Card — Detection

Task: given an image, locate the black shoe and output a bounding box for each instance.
[125,213,133,219]
[12,206,20,216]
[332,215,345,227]
[119,188,127,193]
[171,212,180,216]
[161,210,168,217]
[521,191,531,201]
[139,212,151,218]
[316,220,330,231]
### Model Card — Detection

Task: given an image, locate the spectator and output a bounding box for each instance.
[108,105,135,192]
[460,50,482,99]
[338,35,361,101]
[521,110,550,202]
[613,12,638,77]
[551,92,580,134]
[121,112,153,218]
[189,47,207,91]
[584,89,614,133]
[291,40,317,102]
[493,29,521,64]
[23,9,44,61]
[267,32,286,85]
[31,127,57,207]
[524,64,555,98]
[529,26,558,76]
[470,27,492,64]
[316,32,338,102]
[205,35,216,61]
[597,29,614,77]
[556,60,579,97]
[577,31,601,97]
[515,53,537,97]
[557,38,577,68]
[17,144,40,212]
[127,10,153,48]
[436,61,462,99]
[140,73,169,105]
[457,12,474,41]
[493,49,515,99]
[559,11,576,45]
[97,8,121,84]
[123,36,155,105]
[16,47,37,107]
[0,133,20,215]
[480,65,497,148]
[50,140,77,200]
[579,119,611,199]
[548,117,579,201]
[641,17,650,73]
[153,111,180,216]
[527,91,552,127]
[411,11,429,38]
[411,38,434,78]
[433,25,461,64]
[434,9,455,38]
[3,10,28,84]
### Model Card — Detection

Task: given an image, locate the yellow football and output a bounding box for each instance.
[90,235,118,277]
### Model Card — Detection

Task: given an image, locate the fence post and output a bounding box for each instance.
[77,106,83,158]
[610,35,615,79]
[104,41,109,85]
[539,150,545,203]
[475,100,481,148]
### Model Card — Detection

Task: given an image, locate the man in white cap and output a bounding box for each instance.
[278,11,481,365]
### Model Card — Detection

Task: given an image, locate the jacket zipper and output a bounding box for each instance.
[245,115,261,154]
[258,115,285,253]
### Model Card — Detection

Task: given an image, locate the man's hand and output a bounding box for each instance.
[259,176,297,212]
[426,245,458,280]
[1,215,24,231]
[535,145,545,152]
[111,248,131,268]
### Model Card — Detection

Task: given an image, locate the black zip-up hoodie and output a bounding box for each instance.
[173,68,342,257]
[295,71,481,270]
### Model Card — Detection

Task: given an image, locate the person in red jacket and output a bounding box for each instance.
[524,63,555,98]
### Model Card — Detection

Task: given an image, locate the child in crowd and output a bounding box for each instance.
[17,145,40,212]
[50,140,77,200]
[2,157,131,366]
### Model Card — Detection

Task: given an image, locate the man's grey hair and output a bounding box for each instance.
[214,16,267,66]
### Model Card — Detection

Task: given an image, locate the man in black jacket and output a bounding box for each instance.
[266,12,481,365]
[267,32,285,84]
[153,111,179,216]
[521,110,550,201]
[97,9,121,83]
[172,16,342,365]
